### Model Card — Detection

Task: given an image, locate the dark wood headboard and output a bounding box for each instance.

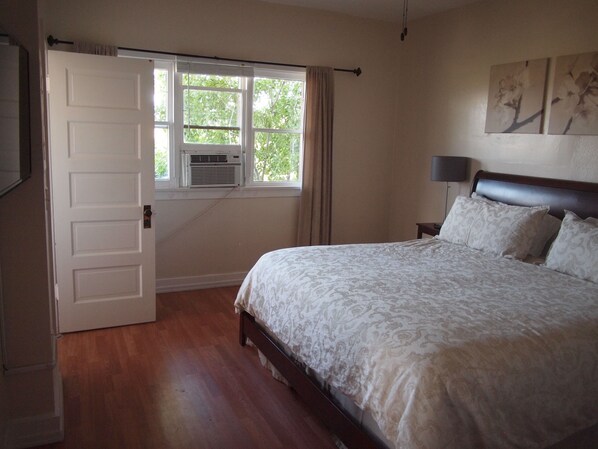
[471,170,598,219]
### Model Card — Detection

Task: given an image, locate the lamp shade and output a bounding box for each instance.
[430,156,468,182]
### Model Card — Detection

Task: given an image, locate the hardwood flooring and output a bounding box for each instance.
[35,287,338,449]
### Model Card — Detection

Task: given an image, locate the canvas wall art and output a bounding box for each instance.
[548,52,598,135]
[485,58,548,134]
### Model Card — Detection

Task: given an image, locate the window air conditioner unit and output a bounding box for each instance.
[182,149,241,188]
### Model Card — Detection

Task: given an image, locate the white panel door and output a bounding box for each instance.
[48,50,155,333]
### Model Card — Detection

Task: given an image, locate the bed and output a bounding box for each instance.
[235,170,598,449]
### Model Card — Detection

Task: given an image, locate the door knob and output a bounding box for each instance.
[143,205,153,228]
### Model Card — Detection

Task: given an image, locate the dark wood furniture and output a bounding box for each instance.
[472,170,598,219]
[239,312,382,448]
[239,170,598,449]
[416,222,440,238]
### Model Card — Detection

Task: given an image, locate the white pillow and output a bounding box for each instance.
[471,193,561,258]
[545,211,598,283]
[439,196,548,259]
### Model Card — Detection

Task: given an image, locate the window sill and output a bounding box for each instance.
[155,185,301,200]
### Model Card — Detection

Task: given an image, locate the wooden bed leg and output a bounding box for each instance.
[239,312,248,346]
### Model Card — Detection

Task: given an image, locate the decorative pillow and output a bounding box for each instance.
[545,211,598,283]
[439,196,484,246]
[528,214,562,257]
[439,196,548,259]
[471,192,561,258]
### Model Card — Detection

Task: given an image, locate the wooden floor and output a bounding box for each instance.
[35,287,338,449]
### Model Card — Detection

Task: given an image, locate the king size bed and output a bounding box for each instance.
[235,170,598,449]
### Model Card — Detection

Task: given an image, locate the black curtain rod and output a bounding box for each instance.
[46,35,362,77]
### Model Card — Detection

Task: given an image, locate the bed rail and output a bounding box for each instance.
[239,311,385,449]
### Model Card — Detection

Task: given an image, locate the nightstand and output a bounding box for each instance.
[416,222,441,239]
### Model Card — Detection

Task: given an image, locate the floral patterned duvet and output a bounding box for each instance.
[234,238,598,449]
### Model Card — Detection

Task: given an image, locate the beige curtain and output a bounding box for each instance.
[297,66,334,246]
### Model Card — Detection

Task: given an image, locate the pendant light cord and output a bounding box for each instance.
[400,0,409,41]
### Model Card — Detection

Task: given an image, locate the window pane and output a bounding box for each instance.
[253,78,304,130]
[184,89,241,128]
[155,127,169,179]
[154,69,168,122]
[253,131,301,182]
[183,73,240,89]
[184,128,240,145]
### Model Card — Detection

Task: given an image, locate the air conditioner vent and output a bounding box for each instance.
[182,148,242,187]
[190,165,239,187]
[190,154,228,164]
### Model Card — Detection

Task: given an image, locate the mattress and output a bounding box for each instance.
[234,238,598,449]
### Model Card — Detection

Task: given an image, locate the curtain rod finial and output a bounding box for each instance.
[354,67,362,77]
[47,35,58,46]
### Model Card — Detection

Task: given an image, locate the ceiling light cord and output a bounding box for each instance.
[401,0,409,41]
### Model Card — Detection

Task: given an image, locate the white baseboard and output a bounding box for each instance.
[156,271,247,293]
[5,367,64,449]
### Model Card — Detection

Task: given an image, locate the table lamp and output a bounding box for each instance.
[431,156,468,225]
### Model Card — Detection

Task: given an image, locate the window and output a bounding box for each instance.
[181,72,242,145]
[251,74,305,184]
[153,60,305,190]
[153,61,174,188]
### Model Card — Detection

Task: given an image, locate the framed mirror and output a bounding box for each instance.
[0,33,30,198]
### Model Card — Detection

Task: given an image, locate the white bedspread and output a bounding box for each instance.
[234,239,598,449]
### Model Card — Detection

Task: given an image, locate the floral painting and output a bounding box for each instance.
[548,52,598,135]
[485,58,548,134]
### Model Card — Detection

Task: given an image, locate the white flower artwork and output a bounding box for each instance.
[484,58,548,134]
[548,52,598,135]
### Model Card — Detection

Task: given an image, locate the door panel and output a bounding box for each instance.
[48,51,155,333]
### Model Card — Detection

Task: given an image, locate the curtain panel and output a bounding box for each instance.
[297,66,334,246]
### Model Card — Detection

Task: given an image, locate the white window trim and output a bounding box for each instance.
[120,51,306,195]
[245,69,306,188]
[155,185,301,201]
[154,60,177,189]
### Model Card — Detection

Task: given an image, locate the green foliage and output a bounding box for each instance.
[154,70,169,180]
[253,131,301,182]
[154,127,169,179]
[155,148,169,179]
[184,90,240,129]
[253,78,303,130]
[182,76,241,145]
[252,77,304,182]
[154,70,168,122]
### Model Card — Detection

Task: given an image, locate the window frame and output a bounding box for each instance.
[179,71,245,147]
[153,60,176,189]
[147,56,305,193]
[175,67,248,185]
[245,68,306,188]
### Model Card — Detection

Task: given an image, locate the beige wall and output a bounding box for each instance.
[0,0,61,445]
[0,0,54,369]
[155,196,299,279]
[44,0,398,283]
[390,0,598,241]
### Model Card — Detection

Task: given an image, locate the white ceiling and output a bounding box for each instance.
[257,0,487,22]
